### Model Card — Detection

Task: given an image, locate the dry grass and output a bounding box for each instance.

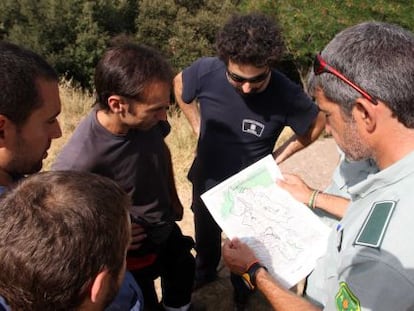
[43,81,92,170]
[47,84,296,310]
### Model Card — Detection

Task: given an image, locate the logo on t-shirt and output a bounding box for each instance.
[242,119,264,137]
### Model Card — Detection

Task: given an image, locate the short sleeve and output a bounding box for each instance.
[324,252,414,310]
[281,77,319,136]
[181,57,220,104]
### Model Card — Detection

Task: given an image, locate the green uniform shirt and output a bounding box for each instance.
[315,149,378,227]
[306,151,414,310]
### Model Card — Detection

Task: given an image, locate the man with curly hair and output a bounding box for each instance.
[174,12,324,309]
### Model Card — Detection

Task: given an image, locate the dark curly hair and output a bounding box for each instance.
[216,13,284,67]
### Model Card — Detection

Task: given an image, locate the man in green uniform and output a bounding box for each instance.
[222,21,414,310]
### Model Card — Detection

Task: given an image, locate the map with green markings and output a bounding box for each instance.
[201,155,330,288]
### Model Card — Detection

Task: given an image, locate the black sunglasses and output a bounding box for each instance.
[314,54,378,105]
[226,68,270,84]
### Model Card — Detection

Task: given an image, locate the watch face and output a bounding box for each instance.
[242,273,255,290]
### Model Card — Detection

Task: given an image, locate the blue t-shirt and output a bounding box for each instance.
[105,271,143,311]
[0,273,143,311]
[0,297,9,311]
[182,57,319,193]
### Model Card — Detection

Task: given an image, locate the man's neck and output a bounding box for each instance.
[373,125,414,170]
[96,110,129,135]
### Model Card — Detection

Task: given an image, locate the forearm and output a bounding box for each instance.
[312,191,349,219]
[277,174,348,219]
[273,134,304,164]
[173,72,201,137]
[295,187,348,219]
[274,112,325,164]
[256,269,321,311]
[181,102,201,138]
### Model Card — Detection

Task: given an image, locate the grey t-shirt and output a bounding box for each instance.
[52,109,175,248]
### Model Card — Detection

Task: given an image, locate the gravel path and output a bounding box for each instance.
[279,136,340,190]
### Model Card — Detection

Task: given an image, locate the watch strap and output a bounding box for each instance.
[242,261,267,290]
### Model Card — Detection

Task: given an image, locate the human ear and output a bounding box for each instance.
[107,95,126,115]
[90,269,110,303]
[353,98,377,133]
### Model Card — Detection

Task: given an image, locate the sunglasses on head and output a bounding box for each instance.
[226,68,270,84]
[314,54,378,105]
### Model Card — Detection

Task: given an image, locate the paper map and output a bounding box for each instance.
[201,155,330,288]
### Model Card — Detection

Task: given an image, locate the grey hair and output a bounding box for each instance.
[308,21,414,127]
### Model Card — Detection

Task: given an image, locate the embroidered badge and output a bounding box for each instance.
[242,119,264,137]
[354,200,396,248]
[335,282,361,311]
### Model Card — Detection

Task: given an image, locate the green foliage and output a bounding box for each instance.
[1,0,413,89]
[242,0,414,86]
[60,2,108,88]
[92,0,138,36]
[0,0,136,89]
[136,0,239,71]
[135,0,178,52]
[169,0,239,70]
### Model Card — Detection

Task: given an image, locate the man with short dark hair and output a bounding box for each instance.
[53,40,195,311]
[0,41,142,311]
[223,21,414,310]
[0,41,62,190]
[174,12,324,309]
[0,171,131,311]
[0,41,63,311]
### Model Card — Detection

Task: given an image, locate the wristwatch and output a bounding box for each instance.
[241,262,268,290]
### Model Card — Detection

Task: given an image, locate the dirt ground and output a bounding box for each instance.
[158,137,340,310]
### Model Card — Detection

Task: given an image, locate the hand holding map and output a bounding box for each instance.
[201,155,330,288]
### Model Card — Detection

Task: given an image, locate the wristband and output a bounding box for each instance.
[312,190,320,209]
[241,261,268,290]
[308,190,320,209]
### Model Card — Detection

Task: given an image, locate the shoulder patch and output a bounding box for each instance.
[354,200,396,248]
[335,282,361,311]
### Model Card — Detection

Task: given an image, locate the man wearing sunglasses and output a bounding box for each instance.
[223,21,414,311]
[174,12,325,309]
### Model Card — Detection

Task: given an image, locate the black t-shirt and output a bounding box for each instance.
[182,57,319,193]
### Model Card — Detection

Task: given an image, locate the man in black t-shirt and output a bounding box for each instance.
[174,13,325,310]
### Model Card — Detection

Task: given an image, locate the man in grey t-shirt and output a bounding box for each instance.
[53,40,195,311]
